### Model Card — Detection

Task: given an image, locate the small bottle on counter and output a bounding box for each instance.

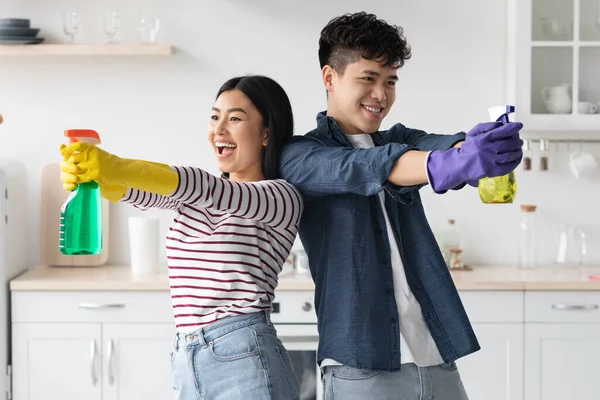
[449,249,464,269]
[518,204,537,269]
[439,219,461,268]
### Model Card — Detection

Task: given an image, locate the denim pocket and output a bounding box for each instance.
[331,365,381,380]
[208,326,260,362]
[275,345,300,400]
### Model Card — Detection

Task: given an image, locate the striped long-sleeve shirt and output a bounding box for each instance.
[121,166,303,332]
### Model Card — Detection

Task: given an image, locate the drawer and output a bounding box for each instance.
[12,291,174,323]
[459,291,524,323]
[525,291,600,323]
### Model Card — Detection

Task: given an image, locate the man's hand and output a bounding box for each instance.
[426,122,523,193]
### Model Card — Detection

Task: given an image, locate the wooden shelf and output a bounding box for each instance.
[0,44,174,56]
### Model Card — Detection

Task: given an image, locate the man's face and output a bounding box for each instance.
[324,57,398,135]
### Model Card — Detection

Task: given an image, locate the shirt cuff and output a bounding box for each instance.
[425,151,433,187]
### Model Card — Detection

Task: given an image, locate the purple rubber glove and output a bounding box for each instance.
[427,121,523,194]
[464,122,520,187]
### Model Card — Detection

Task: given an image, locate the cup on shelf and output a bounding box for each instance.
[137,12,159,44]
[568,149,597,178]
[578,101,598,114]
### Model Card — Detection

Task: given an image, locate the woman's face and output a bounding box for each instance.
[208,89,268,182]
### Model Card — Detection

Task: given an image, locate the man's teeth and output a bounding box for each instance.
[363,105,382,114]
[215,142,237,148]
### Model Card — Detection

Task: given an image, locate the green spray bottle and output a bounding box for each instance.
[59,129,103,255]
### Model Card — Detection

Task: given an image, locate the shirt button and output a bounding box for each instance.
[386,288,393,294]
[390,317,397,323]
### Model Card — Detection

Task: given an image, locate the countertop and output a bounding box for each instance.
[9,264,600,292]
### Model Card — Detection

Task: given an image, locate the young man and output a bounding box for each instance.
[280,12,523,400]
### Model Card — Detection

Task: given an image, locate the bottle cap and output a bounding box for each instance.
[520,204,537,212]
[64,129,101,145]
[488,105,515,124]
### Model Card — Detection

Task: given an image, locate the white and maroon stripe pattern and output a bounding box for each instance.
[121,166,303,333]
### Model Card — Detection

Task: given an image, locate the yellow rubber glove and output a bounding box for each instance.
[58,142,178,196]
[59,146,127,202]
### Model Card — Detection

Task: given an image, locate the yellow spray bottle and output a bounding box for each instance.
[478,105,517,204]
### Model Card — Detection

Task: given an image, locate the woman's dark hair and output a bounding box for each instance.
[318,12,412,74]
[216,75,294,180]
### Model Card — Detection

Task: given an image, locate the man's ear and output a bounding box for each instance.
[322,65,335,93]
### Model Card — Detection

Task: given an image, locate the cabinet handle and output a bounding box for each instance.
[90,340,98,386]
[108,339,115,385]
[551,303,599,311]
[78,303,126,309]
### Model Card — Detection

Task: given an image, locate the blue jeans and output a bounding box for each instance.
[322,362,469,400]
[170,311,300,400]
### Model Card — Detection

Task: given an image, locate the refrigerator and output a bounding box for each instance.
[0,161,28,400]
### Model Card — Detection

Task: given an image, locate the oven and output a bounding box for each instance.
[270,290,322,400]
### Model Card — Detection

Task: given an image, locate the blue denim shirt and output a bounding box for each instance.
[280,112,479,371]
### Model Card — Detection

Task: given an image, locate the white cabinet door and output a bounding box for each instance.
[12,323,102,400]
[525,324,600,400]
[102,323,176,400]
[457,323,524,400]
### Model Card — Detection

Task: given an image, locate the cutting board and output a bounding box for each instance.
[40,163,110,267]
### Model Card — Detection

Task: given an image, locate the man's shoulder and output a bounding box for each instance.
[381,122,409,135]
[286,129,336,147]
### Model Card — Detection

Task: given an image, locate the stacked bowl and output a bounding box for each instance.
[0,18,44,44]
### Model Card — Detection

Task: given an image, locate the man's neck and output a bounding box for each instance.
[326,108,360,135]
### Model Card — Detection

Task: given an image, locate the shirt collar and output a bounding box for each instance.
[315,111,386,146]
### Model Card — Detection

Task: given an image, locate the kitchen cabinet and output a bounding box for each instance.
[509,0,600,132]
[459,324,524,400]
[11,291,175,400]
[10,267,600,400]
[12,323,102,400]
[101,324,174,400]
[457,292,525,400]
[524,324,600,400]
[523,291,600,400]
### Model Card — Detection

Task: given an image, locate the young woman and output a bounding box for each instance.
[59,75,303,399]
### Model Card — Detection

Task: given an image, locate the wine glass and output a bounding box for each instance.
[62,11,79,43]
[103,11,120,44]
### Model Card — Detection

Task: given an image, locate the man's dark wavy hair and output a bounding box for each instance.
[318,12,412,74]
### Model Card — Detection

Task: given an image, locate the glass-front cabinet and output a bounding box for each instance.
[511,0,600,131]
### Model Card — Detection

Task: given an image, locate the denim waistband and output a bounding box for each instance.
[174,311,270,350]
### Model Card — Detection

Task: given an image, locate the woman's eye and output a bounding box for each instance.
[210,115,218,121]
[230,117,241,121]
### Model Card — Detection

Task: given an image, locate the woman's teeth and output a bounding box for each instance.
[363,105,382,114]
[216,142,237,155]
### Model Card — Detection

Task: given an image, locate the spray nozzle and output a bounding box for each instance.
[64,129,101,145]
[488,105,515,124]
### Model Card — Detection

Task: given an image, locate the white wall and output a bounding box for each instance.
[0,0,598,269]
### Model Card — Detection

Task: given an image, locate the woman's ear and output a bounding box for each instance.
[262,128,268,147]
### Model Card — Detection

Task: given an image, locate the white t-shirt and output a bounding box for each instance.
[321,134,443,369]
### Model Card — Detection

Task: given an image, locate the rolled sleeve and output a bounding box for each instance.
[280,136,421,197]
